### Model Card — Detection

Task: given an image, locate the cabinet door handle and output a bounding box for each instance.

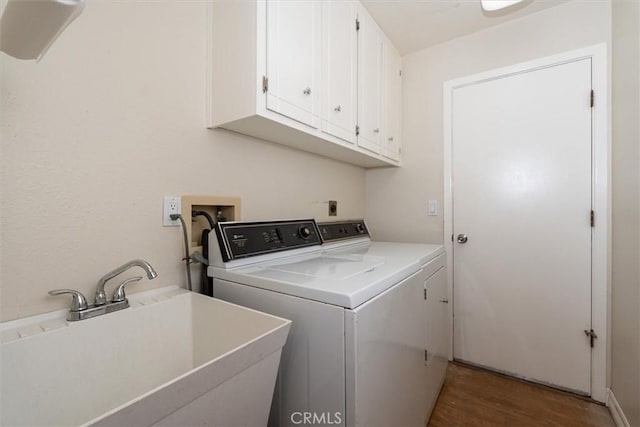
[388,136,394,141]
[303,87,311,95]
[439,298,449,304]
[334,105,341,112]
[373,128,379,133]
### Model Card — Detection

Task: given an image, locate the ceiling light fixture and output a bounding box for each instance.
[481,0,524,12]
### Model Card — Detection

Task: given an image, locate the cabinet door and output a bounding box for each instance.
[321,0,357,144]
[266,0,321,128]
[425,266,449,366]
[424,265,449,418]
[383,44,402,161]
[356,9,383,154]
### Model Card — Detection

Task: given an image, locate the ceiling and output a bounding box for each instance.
[360,0,572,55]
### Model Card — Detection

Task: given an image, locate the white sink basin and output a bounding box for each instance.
[0,286,291,426]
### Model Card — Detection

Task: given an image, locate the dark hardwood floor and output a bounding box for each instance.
[428,363,615,427]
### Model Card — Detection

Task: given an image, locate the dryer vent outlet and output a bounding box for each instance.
[328,200,337,216]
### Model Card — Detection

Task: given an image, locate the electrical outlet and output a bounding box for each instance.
[163,196,182,226]
[328,200,337,216]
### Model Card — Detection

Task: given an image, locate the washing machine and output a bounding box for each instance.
[207,219,446,427]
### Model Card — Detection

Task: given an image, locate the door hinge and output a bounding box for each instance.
[590,210,595,227]
[425,349,428,362]
[356,18,360,31]
[399,69,402,77]
[424,288,427,300]
[262,76,269,93]
[355,125,360,136]
[590,90,594,108]
[584,329,598,348]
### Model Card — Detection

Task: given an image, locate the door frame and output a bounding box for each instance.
[443,43,610,402]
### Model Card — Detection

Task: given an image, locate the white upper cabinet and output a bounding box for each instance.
[321,0,357,144]
[382,43,402,161]
[266,0,321,128]
[356,8,384,154]
[208,0,401,169]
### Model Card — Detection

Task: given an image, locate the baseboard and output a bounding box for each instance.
[608,389,631,427]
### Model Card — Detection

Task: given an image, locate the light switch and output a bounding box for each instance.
[428,200,438,216]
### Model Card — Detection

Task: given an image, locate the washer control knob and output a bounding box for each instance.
[355,223,365,233]
[298,226,312,239]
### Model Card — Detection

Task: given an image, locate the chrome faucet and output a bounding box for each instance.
[94,259,157,306]
[49,259,158,321]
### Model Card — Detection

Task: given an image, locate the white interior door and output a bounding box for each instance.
[452,58,593,394]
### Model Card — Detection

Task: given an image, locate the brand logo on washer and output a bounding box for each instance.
[290,412,343,425]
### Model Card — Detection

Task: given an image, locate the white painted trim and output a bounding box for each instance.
[443,43,610,402]
[589,42,610,404]
[608,389,632,427]
[443,78,454,363]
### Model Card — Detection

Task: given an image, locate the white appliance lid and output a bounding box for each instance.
[210,242,444,309]
[263,253,385,280]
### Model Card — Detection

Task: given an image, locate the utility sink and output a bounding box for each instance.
[0,286,291,426]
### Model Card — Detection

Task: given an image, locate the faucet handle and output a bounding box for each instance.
[112,276,142,303]
[48,289,89,312]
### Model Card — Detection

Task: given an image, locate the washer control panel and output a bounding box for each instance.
[317,220,370,243]
[215,219,321,261]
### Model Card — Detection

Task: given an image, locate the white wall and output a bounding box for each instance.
[611,0,640,424]
[0,1,365,321]
[365,0,611,243]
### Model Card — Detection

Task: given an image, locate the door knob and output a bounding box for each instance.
[334,105,341,112]
[303,87,311,95]
[457,234,468,244]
